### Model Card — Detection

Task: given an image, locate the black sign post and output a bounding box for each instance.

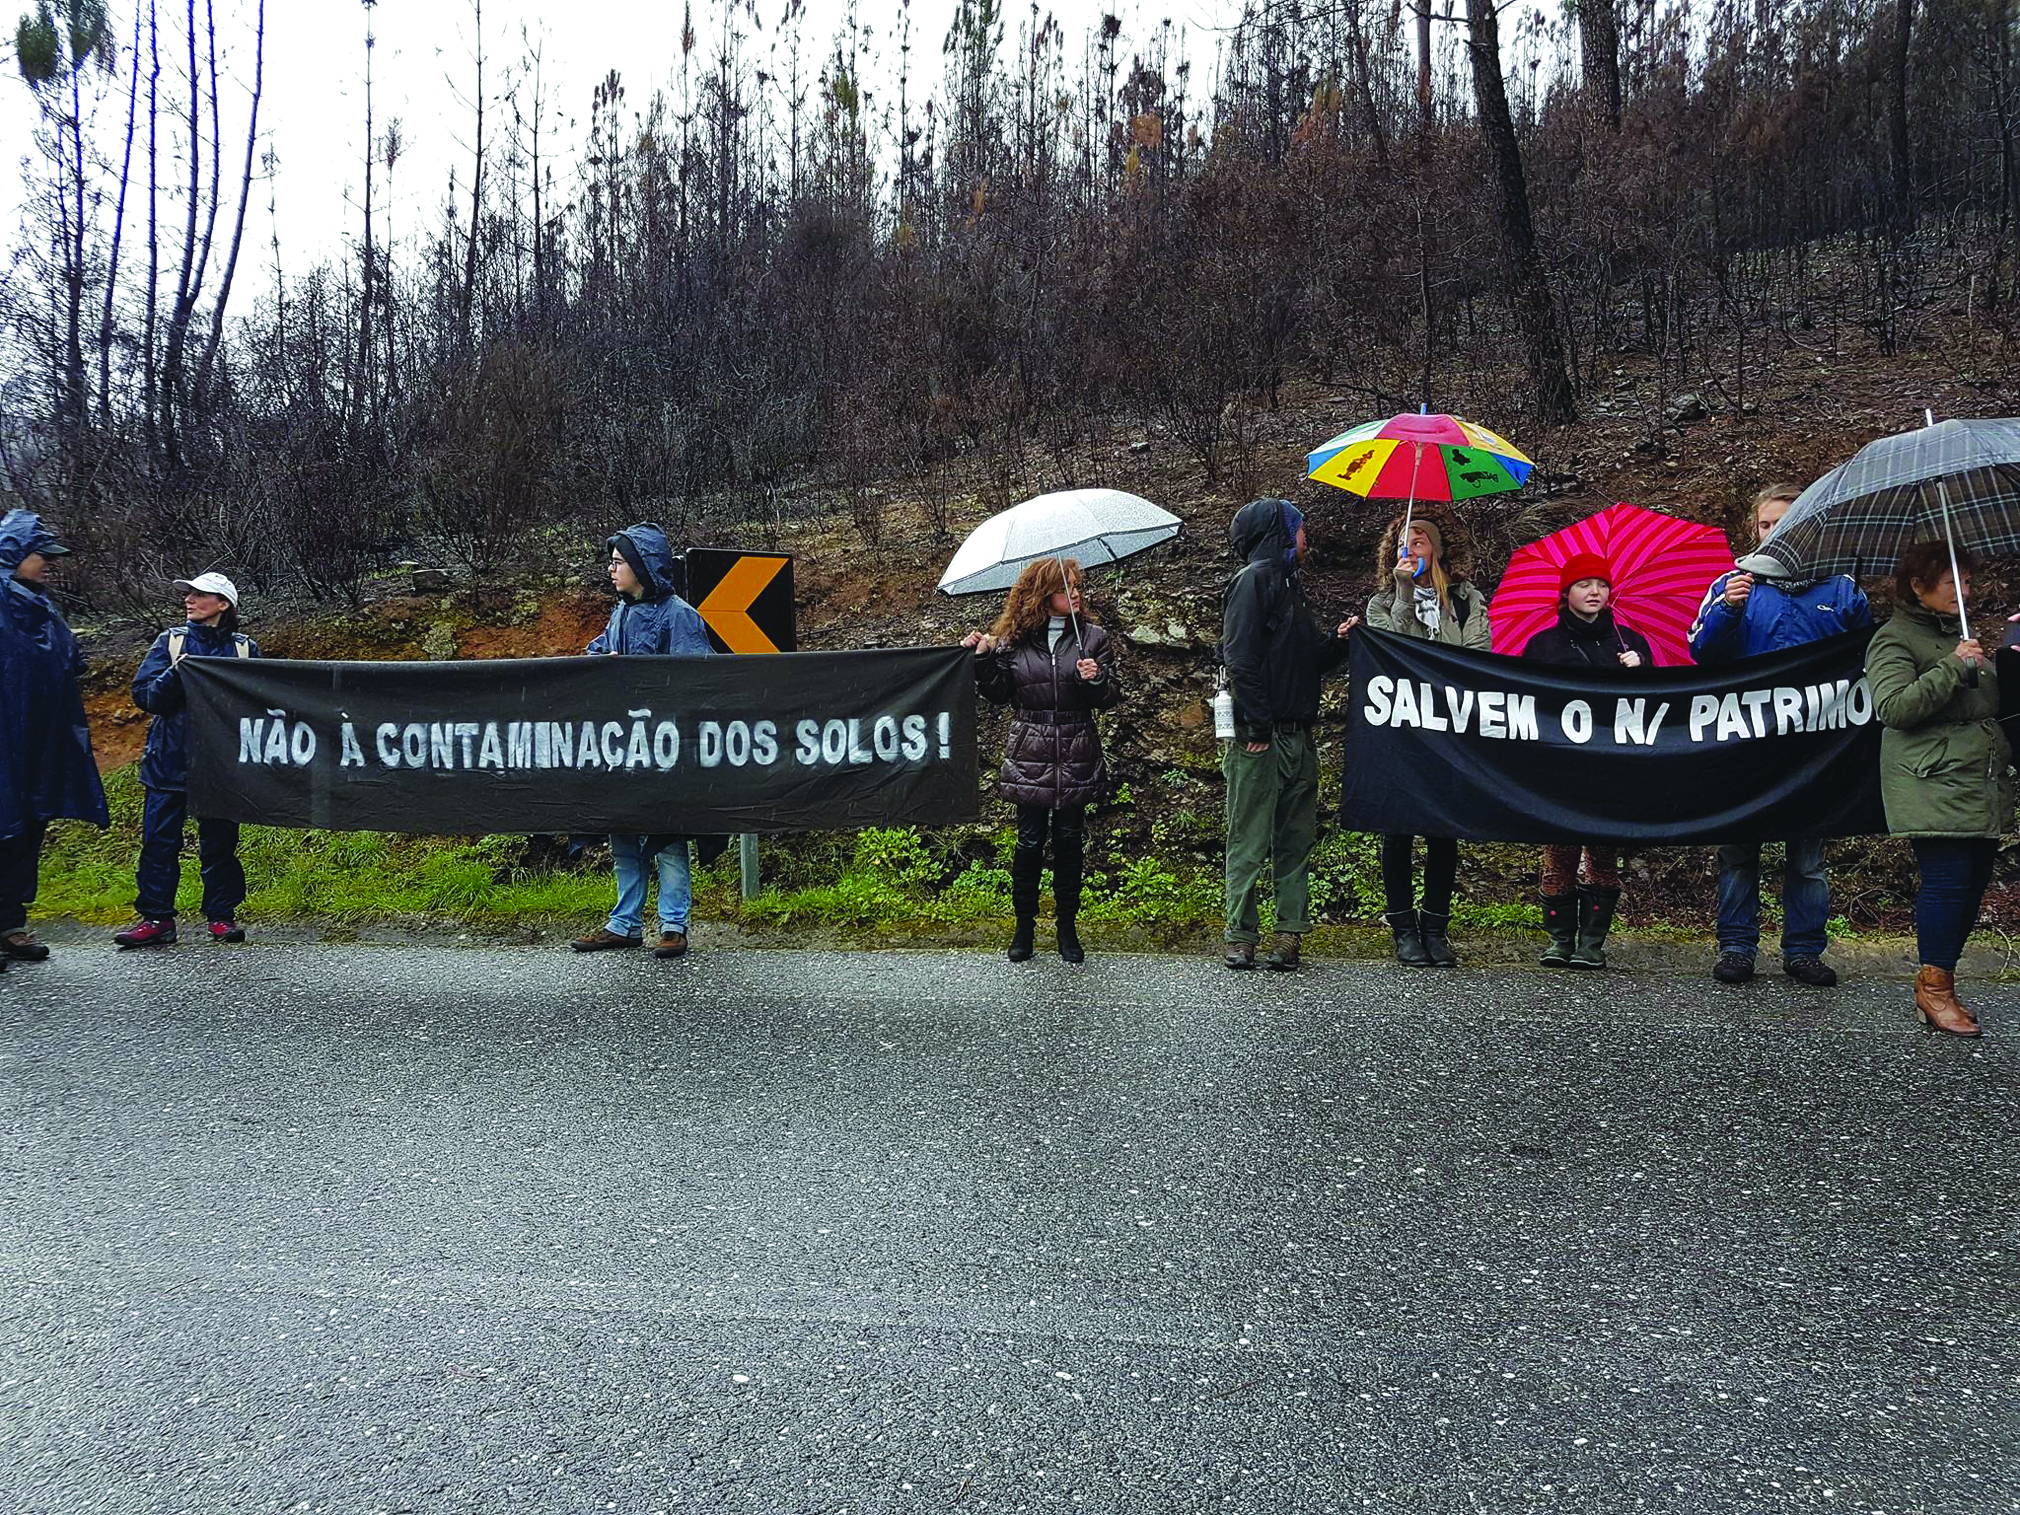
[680,548,798,895]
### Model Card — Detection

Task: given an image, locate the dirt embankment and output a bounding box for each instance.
[64,330,2020,931]
[78,594,613,775]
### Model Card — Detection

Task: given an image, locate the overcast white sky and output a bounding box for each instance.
[4,0,1237,280]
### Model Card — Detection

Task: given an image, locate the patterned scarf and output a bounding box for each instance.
[1412,582,1442,637]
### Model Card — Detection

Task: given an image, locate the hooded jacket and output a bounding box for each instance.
[1363,511,1492,651]
[1866,603,2014,838]
[132,619,262,791]
[0,510,109,840]
[586,523,715,657]
[976,620,1122,808]
[1520,605,1655,669]
[1689,571,1870,662]
[1220,499,1350,743]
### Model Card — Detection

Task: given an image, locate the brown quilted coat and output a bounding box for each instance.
[975,622,1122,808]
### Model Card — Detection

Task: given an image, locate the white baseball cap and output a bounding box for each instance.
[173,571,240,606]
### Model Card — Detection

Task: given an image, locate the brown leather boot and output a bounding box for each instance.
[1914,966,1980,1037]
[1261,933,1302,972]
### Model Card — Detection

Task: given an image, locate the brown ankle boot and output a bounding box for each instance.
[1914,966,1980,1037]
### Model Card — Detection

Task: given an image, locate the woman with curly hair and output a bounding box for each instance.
[960,558,1122,963]
[1363,506,1492,967]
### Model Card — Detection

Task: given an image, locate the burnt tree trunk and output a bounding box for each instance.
[1890,0,1915,231]
[1580,0,1622,135]
[1467,0,1577,423]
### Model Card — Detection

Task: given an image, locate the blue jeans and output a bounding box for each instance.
[136,786,245,921]
[607,835,692,937]
[1908,838,1998,972]
[1717,839,1828,960]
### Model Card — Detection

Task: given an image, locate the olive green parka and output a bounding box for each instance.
[1865,603,2015,838]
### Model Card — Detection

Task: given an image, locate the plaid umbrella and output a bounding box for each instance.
[1751,417,2020,587]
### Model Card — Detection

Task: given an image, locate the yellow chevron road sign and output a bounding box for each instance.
[685,549,796,654]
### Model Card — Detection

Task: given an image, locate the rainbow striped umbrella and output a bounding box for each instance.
[1306,411,1534,504]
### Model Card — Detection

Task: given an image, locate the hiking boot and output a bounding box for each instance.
[1417,910,1458,969]
[570,927,642,952]
[1056,918,1085,965]
[653,930,689,959]
[1224,941,1257,970]
[1712,951,1756,985]
[208,920,246,944]
[1783,955,1838,988]
[1261,933,1302,972]
[2,929,51,961]
[113,919,176,950]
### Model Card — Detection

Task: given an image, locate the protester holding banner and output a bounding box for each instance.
[961,559,1120,965]
[1220,499,1357,972]
[573,523,715,959]
[1364,506,1489,968]
[1866,542,2012,1038]
[0,511,108,965]
[1689,484,1870,988]
[111,574,260,949]
[1520,554,1653,968]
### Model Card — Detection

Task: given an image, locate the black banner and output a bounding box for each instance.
[183,648,978,835]
[1339,627,1886,842]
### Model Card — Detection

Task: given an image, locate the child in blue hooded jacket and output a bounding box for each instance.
[572,523,716,958]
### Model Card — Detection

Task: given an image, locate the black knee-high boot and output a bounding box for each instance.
[1052,807,1086,964]
[1009,810,1046,962]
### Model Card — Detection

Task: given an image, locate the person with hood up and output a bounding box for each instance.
[1520,554,1653,970]
[1364,506,1491,968]
[961,557,1122,965]
[112,572,261,948]
[0,510,109,964]
[572,523,716,959]
[1689,483,1870,989]
[1219,498,1357,972]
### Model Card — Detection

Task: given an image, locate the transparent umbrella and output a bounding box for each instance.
[937,488,1181,641]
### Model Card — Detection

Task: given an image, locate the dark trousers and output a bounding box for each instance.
[0,823,47,933]
[136,786,245,922]
[1382,834,1457,917]
[1012,804,1086,921]
[1908,838,1999,972]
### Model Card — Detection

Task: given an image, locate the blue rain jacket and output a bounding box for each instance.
[586,523,715,657]
[133,620,263,791]
[0,510,109,839]
[1689,571,1872,662]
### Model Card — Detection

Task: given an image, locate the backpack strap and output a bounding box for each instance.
[166,629,187,667]
[233,634,251,659]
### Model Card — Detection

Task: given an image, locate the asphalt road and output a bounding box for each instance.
[2,939,2015,1514]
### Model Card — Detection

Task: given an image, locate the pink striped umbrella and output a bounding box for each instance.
[1489,502,1734,666]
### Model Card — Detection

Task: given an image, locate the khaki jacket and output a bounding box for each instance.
[1866,604,2015,838]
